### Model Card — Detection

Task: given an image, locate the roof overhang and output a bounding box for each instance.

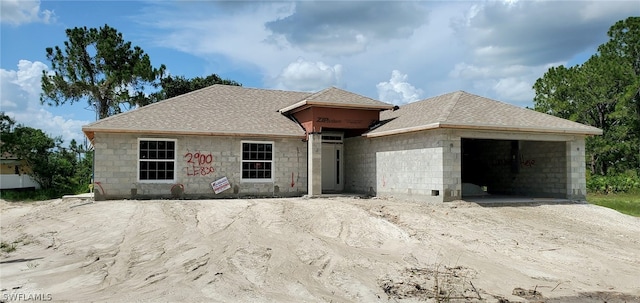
[363,122,604,138]
[279,100,393,114]
[82,127,306,142]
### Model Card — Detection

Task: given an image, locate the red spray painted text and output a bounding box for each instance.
[184,152,215,176]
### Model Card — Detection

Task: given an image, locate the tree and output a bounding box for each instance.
[0,122,60,189]
[40,24,166,119]
[1,113,94,195]
[533,17,640,176]
[69,139,87,162]
[0,112,16,134]
[151,73,241,101]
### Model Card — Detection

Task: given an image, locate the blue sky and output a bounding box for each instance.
[1,0,637,145]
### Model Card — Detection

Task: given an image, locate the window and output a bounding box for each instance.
[241,141,273,181]
[138,139,176,182]
[322,135,343,142]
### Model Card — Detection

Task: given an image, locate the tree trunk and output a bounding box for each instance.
[99,101,109,120]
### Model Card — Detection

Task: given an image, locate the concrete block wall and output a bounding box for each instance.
[566,138,587,200]
[376,148,444,198]
[441,133,462,201]
[92,133,307,200]
[343,136,376,195]
[455,130,592,200]
[345,129,455,202]
[459,139,567,198]
[511,141,567,198]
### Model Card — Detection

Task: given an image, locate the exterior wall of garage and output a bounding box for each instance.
[93,129,587,201]
[456,130,587,200]
[344,129,461,202]
[346,129,588,202]
[513,141,568,197]
[463,139,567,197]
[92,133,307,200]
[566,138,587,199]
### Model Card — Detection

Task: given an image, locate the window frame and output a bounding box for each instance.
[240,140,275,183]
[137,138,177,183]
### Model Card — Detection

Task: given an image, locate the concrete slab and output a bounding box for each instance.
[463,195,580,206]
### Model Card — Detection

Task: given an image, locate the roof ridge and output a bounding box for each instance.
[298,87,330,102]
[451,91,602,130]
[238,85,310,94]
[440,91,464,122]
[459,90,592,126]
[328,86,391,104]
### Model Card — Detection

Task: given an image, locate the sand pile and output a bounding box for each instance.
[1,197,639,302]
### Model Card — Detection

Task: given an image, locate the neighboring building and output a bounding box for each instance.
[0,153,40,190]
[82,85,602,201]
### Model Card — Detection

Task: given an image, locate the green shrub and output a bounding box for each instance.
[587,170,640,194]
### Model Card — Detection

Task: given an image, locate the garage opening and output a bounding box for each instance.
[461,138,568,199]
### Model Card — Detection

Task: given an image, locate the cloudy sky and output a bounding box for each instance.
[1,0,637,144]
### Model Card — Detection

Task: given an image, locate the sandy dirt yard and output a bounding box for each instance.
[1,196,639,303]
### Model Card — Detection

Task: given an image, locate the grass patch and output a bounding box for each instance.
[587,191,640,217]
[0,189,62,202]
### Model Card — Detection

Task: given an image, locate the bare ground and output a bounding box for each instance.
[0,196,639,302]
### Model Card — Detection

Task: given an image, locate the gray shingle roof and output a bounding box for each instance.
[366,91,603,137]
[84,87,602,140]
[83,85,311,139]
[278,87,393,113]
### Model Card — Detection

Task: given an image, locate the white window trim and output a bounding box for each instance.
[240,140,275,183]
[137,138,177,184]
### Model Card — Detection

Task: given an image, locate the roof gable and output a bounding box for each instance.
[279,87,393,113]
[366,91,602,137]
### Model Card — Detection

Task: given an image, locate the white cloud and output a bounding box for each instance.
[446,1,635,107]
[452,0,637,65]
[137,2,452,100]
[0,0,54,26]
[137,1,634,109]
[579,1,639,21]
[137,2,301,77]
[492,77,534,103]
[376,70,423,105]
[1,60,89,145]
[450,62,532,80]
[449,63,491,79]
[448,61,566,106]
[274,58,342,92]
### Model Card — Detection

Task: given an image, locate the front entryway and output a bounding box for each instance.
[322,133,344,193]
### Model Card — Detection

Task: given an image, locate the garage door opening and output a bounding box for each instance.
[461,138,568,200]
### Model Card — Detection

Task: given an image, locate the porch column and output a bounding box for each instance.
[308,132,322,196]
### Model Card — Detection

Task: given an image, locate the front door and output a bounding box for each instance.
[322,142,344,192]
